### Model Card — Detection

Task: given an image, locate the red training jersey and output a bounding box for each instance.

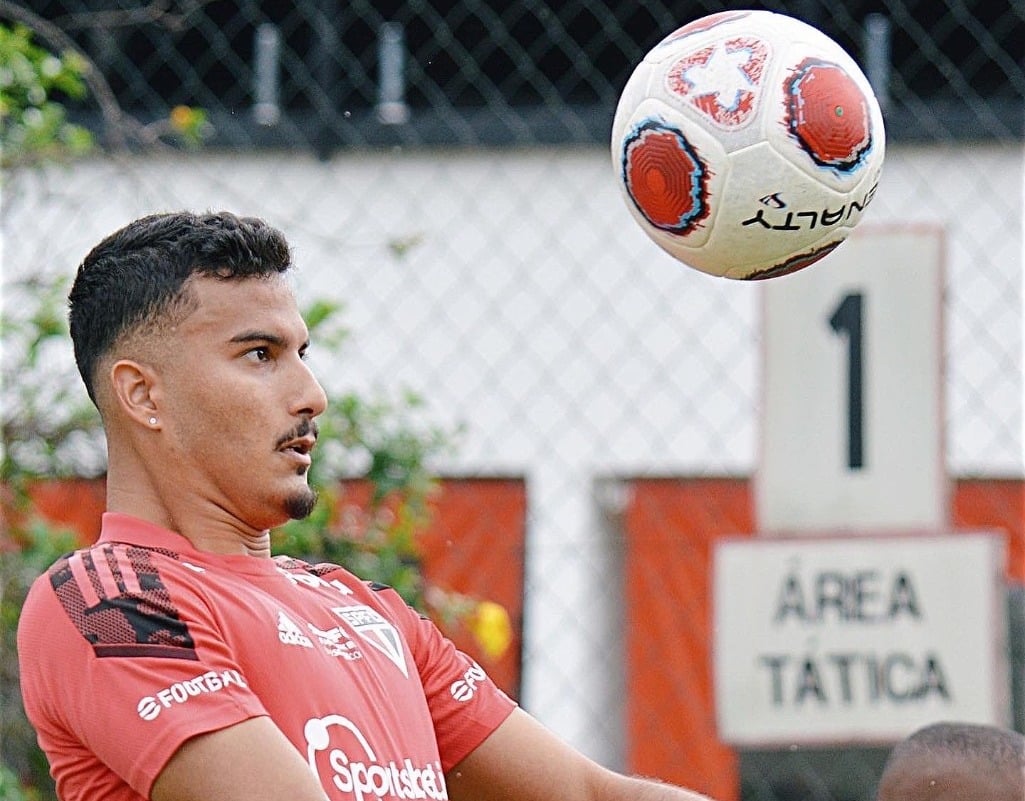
[17,513,516,800]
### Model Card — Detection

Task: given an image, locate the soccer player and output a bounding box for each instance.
[17,211,717,801]
[876,721,1025,801]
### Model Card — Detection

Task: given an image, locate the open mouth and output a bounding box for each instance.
[278,436,315,468]
[281,439,313,456]
[275,419,318,470]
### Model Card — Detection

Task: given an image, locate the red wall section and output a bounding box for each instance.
[623,478,754,801]
[952,478,1025,581]
[14,478,106,544]
[417,477,527,698]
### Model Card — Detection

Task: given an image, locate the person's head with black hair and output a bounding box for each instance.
[69,210,293,406]
[68,210,326,543]
[877,721,1025,801]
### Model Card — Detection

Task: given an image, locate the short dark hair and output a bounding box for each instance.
[884,721,1025,772]
[68,210,293,403]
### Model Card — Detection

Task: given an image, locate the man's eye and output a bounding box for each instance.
[248,347,271,362]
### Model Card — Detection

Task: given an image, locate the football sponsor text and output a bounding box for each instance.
[137,669,247,721]
[450,662,488,702]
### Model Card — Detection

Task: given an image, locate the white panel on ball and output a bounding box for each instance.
[757,226,946,534]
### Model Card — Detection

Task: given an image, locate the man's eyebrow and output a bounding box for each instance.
[228,330,311,349]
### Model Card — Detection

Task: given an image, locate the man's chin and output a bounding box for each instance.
[284,487,319,520]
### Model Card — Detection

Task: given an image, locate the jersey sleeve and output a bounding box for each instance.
[369,585,518,771]
[16,545,268,800]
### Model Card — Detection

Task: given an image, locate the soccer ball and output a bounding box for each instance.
[611,10,885,280]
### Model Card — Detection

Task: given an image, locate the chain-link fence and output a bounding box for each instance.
[3,2,1025,800]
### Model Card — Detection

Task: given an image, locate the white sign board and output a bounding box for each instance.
[757,227,946,535]
[714,534,1007,746]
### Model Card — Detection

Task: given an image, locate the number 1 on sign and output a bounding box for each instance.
[760,229,944,533]
[828,292,864,470]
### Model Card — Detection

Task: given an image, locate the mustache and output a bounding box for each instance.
[275,417,319,450]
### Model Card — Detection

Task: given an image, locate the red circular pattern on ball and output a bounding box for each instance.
[623,122,709,233]
[787,60,872,170]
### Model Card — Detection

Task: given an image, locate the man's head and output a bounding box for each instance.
[876,721,1025,801]
[69,210,292,404]
[68,211,328,532]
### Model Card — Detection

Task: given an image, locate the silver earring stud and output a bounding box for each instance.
[149,417,158,426]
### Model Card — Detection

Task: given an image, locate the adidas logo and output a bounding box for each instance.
[277,611,314,648]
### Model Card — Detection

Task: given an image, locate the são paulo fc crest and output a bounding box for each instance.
[332,605,408,677]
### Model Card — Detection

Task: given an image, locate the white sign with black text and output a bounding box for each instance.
[713,533,1007,745]
[757,227,946,535]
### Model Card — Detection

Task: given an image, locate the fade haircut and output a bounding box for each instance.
[883,721,1025,774]
[68,211,293,404]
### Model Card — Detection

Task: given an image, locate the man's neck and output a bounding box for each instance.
[105,465,273,557]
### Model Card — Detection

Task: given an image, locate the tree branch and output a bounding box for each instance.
[0,0,138,150]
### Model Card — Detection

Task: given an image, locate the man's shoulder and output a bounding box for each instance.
[42,539,185,592]
[23,540,201,660]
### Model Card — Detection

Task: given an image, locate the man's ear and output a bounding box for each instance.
[109,359,163,429]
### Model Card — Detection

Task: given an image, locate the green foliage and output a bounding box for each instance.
[0,269,101,800]
[1,521,80,801]
[0,762,34,801]
[0,23,92,168]
[0,22,97,801]
[1,274,105,485]
[167,104,210,148]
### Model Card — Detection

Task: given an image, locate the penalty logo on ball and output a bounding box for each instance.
[621,119,712,235]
